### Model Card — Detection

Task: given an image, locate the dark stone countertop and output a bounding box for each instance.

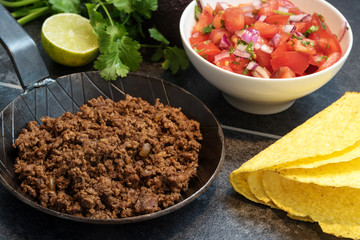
[0,0,358,239]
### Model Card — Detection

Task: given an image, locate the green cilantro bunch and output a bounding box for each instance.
[86,0,189,81]
[1,0,189,81]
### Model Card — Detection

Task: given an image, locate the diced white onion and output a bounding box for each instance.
[278,7,289,13]
[260,44,274,54]
[254,42,262,50]
[246,61,259,70]
[242,5,255,12]
[214,51,230,63]
[233,49,251,59]
[244,12,254,18]
[257,15,267,22]
[218,2,231,10]
[252,0,262,9]
[289,14,310,22]
[283,24,296,34]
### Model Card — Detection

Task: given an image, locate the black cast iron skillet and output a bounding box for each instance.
[0,4,225,223]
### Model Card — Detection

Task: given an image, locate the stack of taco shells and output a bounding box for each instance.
[230,92,360,239]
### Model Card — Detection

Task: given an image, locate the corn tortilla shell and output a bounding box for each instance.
[279,157,360,188]
[229,92,360,239]
[247,171,276,207]
[234,92,360,173]
[262,170,360,239]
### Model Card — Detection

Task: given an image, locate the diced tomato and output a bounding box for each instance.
[277,0,294,7]
[244,16,256,26]
[309,53,329,67]
[273,32,291,47]
[203,4,214,16]
[214,54,250,74]
[287,38,316,55]
[189,0,342,79]
[224,7,245,33]
[271,43,289,57]
[265,15,290,25]
[230,58,250,74]
[215,57,234,72]
[310,32,342,55]
[214,2,224,15]
[325,36,342,54]
[209,29,231,45]
[192,10,213,34]
[307,13,331,34]
[293,22,307,33]
[230,35,241,47]
[258,0,279,16]
[254,48,272,71]
[189,32,209,46]
[317,52,341,72]
[213,11,225,29]
[253,21,279,38]
[192,41,222,62]
[277,0,303,14]
[271,51,309,75]
[272,66,296,78]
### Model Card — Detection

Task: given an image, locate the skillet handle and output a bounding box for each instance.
[0,4,49,90]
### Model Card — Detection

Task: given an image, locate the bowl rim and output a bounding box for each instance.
[180,0,354,83]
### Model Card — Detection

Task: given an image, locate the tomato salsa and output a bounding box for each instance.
[190,0,342,78]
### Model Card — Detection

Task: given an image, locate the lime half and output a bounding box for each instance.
[41,13,99,67]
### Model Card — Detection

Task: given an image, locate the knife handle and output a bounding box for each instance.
[0,4,49,90]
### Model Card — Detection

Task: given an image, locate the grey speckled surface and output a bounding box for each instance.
[0,0,358,239]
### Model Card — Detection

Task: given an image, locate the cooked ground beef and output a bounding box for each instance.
[13,95,202,219]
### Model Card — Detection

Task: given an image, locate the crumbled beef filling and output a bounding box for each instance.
[13,95,202,219]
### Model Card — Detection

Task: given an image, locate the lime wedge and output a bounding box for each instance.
[41,13,99,67]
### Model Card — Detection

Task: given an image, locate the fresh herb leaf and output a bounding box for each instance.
[162,46,190,74]
[193,46,204,53]
[99,24,127,52]
[221,19,225,28]
[301,40,310,46]
[49,0,79,13]
[316,55,328,64]
[303,25,319,37]
[245,41,256,60]
[202,23,214,34]
[149,27,169,45]
[86,3,107,35]
[117,36,142,71]
[94,34,142,81]
[105,0,132,13]
[132,0,158,19]
[148,28,189,74]
[316,13,327,30]
[151,47,163,62]
[272,10,294,16]
[194,4,202,21]
[94,51,130,80]
[292,34,303,40]
[3,0,188,80]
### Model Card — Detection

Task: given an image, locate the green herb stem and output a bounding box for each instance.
[0,0,41,8]
[272,10,295,16]
[100,2,113,26]
[141,44,162,48]
[11,7,42,18]
[17,6,50,25]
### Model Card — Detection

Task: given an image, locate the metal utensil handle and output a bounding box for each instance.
[0,4,49,90]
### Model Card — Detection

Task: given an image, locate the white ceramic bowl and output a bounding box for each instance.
[180,0,353,114]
